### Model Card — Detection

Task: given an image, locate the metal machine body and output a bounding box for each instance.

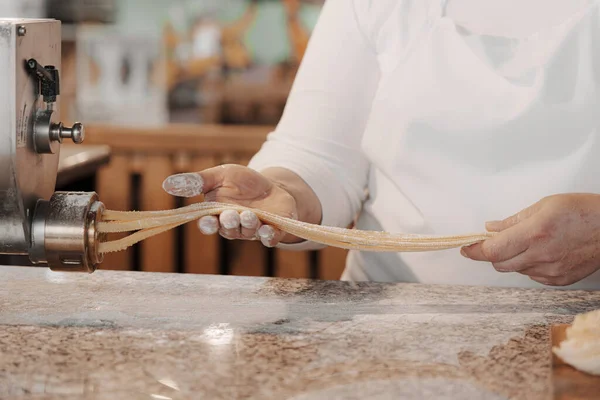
[0,19,103,272]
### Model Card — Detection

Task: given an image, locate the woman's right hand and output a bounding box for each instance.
[162,164,299,247]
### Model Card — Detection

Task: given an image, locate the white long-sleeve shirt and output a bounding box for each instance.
[249,0,600,289]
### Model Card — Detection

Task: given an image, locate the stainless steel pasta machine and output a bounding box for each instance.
[0,19,104,273]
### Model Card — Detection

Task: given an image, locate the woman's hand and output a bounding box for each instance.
[162,165,299,247]
[461,194,600,286]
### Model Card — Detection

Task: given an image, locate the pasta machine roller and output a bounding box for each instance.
[0,19,104,273]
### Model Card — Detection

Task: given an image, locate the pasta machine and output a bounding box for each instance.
[0,19,104,273]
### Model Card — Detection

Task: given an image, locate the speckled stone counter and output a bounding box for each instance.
[0,266,599,399]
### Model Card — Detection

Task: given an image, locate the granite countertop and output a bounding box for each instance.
[0,265,599,400]
[57,145,111,187]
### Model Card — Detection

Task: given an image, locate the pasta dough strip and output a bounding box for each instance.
[98,202,494,254]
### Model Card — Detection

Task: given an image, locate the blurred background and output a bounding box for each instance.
[1,0,348,280]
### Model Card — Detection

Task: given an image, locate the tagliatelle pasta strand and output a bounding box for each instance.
[97,202,494,254]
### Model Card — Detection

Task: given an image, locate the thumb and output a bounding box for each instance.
[162,166,226,198]
[486,202,541,232]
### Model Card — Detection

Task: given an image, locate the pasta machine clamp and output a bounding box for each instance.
[30,192,105,273]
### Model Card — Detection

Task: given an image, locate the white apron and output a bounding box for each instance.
[343,0,600,289]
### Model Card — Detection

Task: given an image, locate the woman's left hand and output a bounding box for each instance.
[461,194,600,286]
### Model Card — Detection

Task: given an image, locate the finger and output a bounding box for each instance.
[257,225,285,248]
[491,250,537,273]
[529,276,558,286]
[162,165,231,198]
[240,210,260,240]
[461,223,531,264]
[518,263,564,279]
[198,216,219,235]
[162,172,205,198]
[529,263,597,287]
[529,275,574,287]
[486,202,542,232]
[460,243,485,261]
[219,209,241,240]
